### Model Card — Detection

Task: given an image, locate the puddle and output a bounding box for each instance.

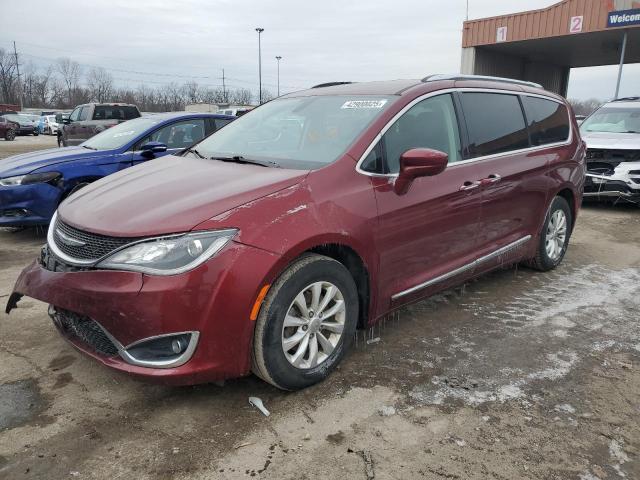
[0,379,44,431]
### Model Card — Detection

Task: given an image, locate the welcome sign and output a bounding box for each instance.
[607,8,640,26]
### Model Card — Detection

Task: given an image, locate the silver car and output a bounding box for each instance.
[581,97,640,203]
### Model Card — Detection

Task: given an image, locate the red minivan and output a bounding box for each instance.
[7,75,586,390]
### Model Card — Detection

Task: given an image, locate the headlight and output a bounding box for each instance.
[96,229,238,275]
[0,172,61,187]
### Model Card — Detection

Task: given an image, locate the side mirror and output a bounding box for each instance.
[140,141,168,157]
[62,118,71,124]
[394,148,448,195]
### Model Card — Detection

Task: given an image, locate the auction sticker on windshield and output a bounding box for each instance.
[113,130,135,138]
[341,100,388,109]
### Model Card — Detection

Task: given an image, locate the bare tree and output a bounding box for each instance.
[261,89,275,103]
[182,81,200,105]
[568,98,603,116]
[231,88,253,105]
[87,67,114,103]
[56,57,82,107]
[0,48,19,105]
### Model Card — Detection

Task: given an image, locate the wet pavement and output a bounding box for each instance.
[0,140,638,479]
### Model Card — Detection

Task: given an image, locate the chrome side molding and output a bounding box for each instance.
[391,235,532,300]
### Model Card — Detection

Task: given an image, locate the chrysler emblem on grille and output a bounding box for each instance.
[55,228,86,247]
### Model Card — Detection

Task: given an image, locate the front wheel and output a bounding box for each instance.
[252,254,359,390]
[4,129,16,141]
[527,196,572,271]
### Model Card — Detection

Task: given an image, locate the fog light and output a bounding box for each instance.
[171,338,184,354]
[123,332,199,368]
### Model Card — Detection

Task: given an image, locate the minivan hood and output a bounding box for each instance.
[0,146,115,177]
[59,155,309,237]
[581,131,640,150]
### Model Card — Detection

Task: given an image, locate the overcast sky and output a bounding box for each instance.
[1,0,638,101]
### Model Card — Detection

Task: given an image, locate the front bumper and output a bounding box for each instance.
[0,183,61,226]
[584,161,640,201]
[7,241,280,385]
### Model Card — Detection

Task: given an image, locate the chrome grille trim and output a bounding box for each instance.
[47,212,137,266]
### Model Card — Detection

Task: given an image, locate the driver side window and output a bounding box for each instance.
[137,119,207,150]
[69,107,81,122]
[371,94,462,174]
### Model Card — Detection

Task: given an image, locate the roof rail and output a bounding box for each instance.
[422,74,543,89]
[311,82,354,89]
[612,96,640,102]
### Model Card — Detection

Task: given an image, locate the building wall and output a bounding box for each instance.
[463,0,640,47]
[460,47,570,96]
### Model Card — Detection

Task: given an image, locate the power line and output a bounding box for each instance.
[3,39,306,91]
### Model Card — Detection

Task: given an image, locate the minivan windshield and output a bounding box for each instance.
[580,107,640,134]
[192,95,394,169]
[82,117,161,150]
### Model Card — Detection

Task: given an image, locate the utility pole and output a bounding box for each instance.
[13,41,23,110]
[275,56,282,97]
[222,68,227,103]
[255,27,264,104]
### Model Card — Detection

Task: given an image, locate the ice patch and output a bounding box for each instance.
[554,404,576,414]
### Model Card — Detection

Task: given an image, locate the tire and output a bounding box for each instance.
[4,129,16,141]
[33,130,39,136]
[527,196,572,272]
[252,254,359,390]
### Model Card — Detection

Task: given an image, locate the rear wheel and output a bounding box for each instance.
[252,254,358,390]
[4,129,16,141]
[527,196,572,271]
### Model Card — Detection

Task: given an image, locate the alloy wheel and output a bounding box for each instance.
[545,209,567,261]
[281,281,346,369]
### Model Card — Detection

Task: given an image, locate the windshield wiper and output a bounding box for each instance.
[82,145,97,150]
[183,147,205,159]
[209,155,280,168]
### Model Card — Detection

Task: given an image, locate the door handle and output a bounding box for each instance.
[481,174,502,185]
[459,181,481,191]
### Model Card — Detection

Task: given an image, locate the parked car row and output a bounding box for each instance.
[0,113,39,136]
[3,75,586,391]
[0,112,233,225]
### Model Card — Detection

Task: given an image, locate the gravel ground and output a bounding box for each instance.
[0,140,638,479]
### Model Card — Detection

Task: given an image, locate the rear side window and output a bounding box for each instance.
[214,118,231,130]
[460,93,529,157]
[522,96,570,146]
[93,106,140,121]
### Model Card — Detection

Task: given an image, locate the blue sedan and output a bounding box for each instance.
[0,112,234,227]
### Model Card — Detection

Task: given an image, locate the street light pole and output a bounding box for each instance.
[255,28,264,104]
[275,56,282,97]
[614,30,628,100]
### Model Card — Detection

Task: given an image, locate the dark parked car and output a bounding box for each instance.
[60,103,141,146]
[7,75,585,390]
[1,114,38,136]
[0,115,18,141]
[0,112,233,226]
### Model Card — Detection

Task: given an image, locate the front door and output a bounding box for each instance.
[367,93,483,311]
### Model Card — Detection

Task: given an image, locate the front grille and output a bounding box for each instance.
[50,308,119,357]
[52,218,136,262]
[586,148,640,164]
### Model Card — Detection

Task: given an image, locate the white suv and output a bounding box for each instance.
[581,97,640,202]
